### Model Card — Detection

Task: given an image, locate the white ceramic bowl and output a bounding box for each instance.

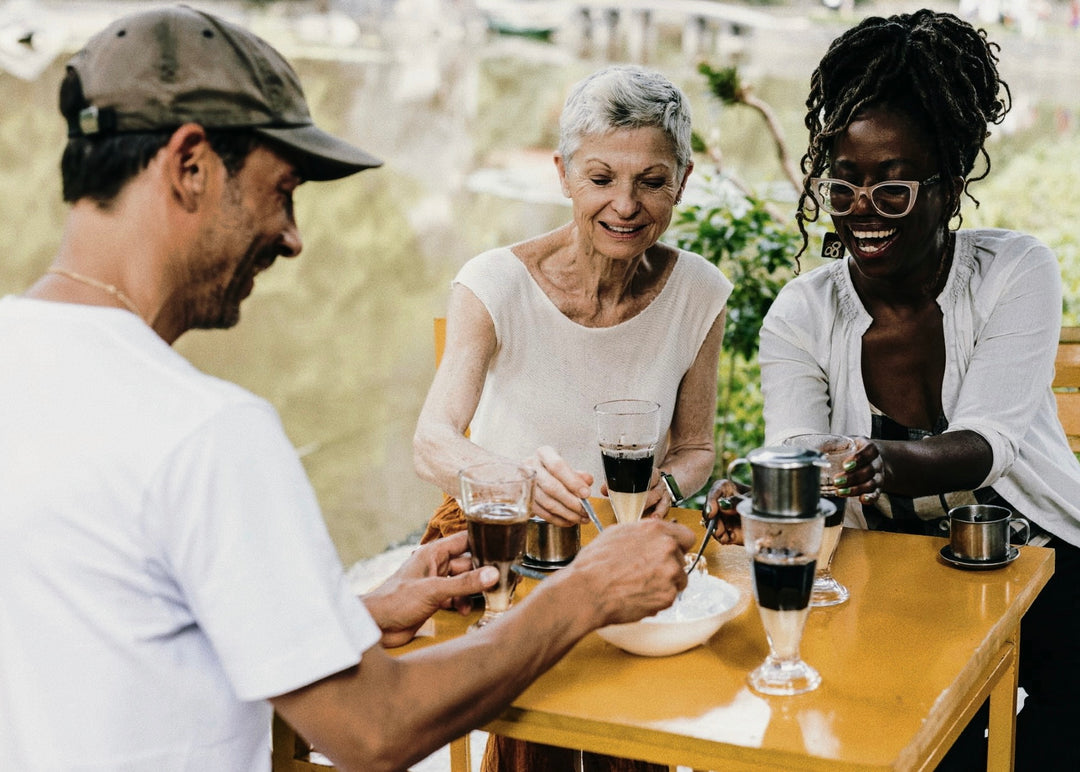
[596,573,746,657]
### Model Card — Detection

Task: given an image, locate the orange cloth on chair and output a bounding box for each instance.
[421,493,467,543]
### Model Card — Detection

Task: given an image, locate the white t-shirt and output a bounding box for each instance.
[456,247,732,490]
[760,228,1080,545]
[0,297,381,770]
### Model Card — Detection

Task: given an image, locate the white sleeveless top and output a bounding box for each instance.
[455,246,732,492]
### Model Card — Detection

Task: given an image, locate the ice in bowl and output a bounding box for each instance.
[596,572,746,657]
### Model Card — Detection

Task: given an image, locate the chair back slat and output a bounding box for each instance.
[435,316,447,367]
[1054,327,1080,453]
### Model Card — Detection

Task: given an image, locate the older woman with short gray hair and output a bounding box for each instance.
[414,66,733,767]
[558,64,694,179]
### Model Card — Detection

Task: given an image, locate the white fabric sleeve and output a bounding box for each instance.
[760,284,844,444]
[947,240,1063,486]
[150,400,382,701]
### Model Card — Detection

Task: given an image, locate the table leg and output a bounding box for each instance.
[986,627,1019,772]
[449,734,472,772]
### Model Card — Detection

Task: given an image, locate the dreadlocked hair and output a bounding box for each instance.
[795,9,1011,259]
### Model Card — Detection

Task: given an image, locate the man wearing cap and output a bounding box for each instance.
[0,6,694,771]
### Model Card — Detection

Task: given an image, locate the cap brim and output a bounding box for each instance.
[255,124,382,181]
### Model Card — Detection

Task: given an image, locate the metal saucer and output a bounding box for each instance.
[520,554,570,571]
[939,545,1020,571]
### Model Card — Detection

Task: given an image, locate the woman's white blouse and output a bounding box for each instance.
[760,228,1080,545]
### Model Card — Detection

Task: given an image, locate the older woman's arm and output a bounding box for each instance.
[413,285,498,490]
[650,310,726,517]
[412,285,592,526]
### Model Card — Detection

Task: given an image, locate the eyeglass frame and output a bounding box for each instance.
[808,174,942,218]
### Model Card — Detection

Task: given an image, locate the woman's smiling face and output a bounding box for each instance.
[828,105,950,284]
[556,126,689,262]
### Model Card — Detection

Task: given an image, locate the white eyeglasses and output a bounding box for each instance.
[809,175,941,218]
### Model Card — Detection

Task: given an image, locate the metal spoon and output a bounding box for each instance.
[581,498,604,532]
[685,501,721,574]
[682,513,717,574]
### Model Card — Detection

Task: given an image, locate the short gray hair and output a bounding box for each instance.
[558,65,692,176]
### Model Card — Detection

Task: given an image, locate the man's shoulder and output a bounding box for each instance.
[2,296,272,424]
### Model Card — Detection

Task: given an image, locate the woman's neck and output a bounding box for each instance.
[545,225,650,299]
[518,226,670,327]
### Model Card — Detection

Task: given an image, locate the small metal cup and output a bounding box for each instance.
[947,504,1031,562]
[525,518,580,566]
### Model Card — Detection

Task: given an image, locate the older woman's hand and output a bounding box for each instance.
[523,445,594,526]
[833,435,884,505]
[637,470,673,519]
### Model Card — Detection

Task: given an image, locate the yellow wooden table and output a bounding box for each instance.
[410,499,1054,772]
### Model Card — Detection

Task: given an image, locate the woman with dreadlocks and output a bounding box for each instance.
[709,9,1080,770]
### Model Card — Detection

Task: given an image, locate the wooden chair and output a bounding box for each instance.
[1054,326,1080,453]
[436,315,475,772]
[434,315,447,366]
[433,315,475,769]
[271,713,328,771]
[271,318,473,772]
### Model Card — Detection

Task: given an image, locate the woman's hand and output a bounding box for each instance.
[704,478,745,545]
[361,532,497,648]
[833,435,884,505]
[634,469,673,519]
[523,445,594,526]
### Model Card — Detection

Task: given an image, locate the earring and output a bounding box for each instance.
[821,232,845,259]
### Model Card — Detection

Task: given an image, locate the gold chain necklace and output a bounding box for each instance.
[47,268,142,318]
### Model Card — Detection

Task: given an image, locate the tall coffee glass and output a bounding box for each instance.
[594,399,660,524]
[741,505,825,695]
[458,461,535,630]
[782,434,855,607]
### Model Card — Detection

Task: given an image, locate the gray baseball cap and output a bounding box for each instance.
[65,4,382,181]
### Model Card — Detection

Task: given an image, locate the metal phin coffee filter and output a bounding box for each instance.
[728,446,828,517]
[525,518,580,565]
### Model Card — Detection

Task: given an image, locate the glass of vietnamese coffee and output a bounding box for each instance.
[594,399,661,524]
[741,506,826,695]
[458,461,536,630]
